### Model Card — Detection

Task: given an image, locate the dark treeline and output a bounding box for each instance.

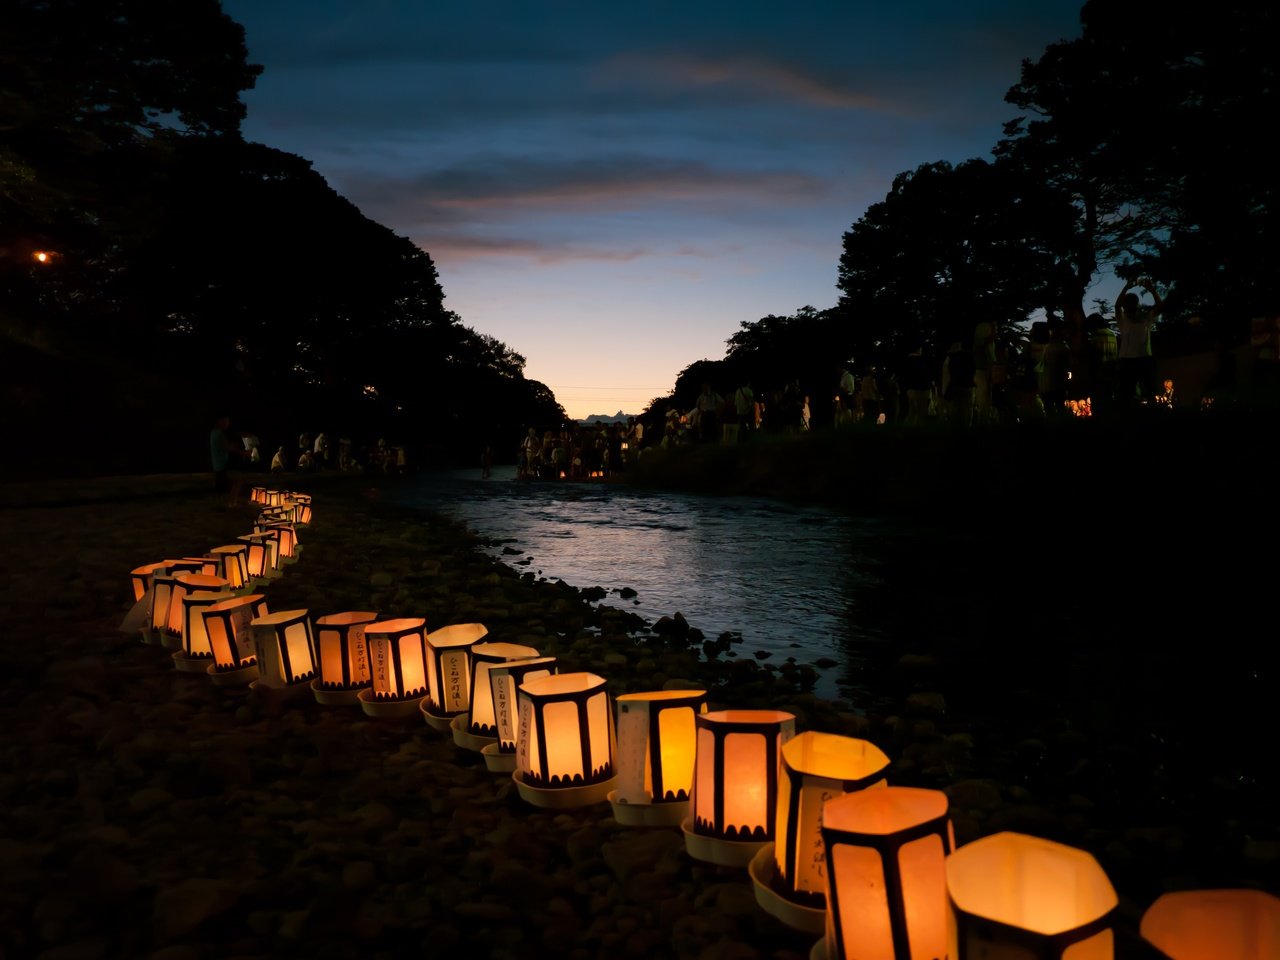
[1,0,566,478]
[644,2,1279,426]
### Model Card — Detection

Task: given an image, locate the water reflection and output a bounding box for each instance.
[395,466,889,701]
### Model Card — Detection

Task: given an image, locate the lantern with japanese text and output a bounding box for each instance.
[358,618,429,718]
[947,831,1118,960]
[249,609,317,697]
[817,786,953,959]
[209,544,250,592]
[480,657,557,772]
[452,641,540,750]
[608,689,707,827]
[1141,889,1279,960]
[751,732,891,933]
[203,594,268,685]
[514,671,616,808]
[683,709,796,867]
[421,622,488,730]
[312,611,378,705]
[174,586,234,672]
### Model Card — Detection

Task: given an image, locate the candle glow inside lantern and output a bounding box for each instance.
[259,521,298,561]
[683,709,796,867]
[209,544,249,592]
[249,609,317,696]
[291,494,313,525]
[174,586,234,672]
[452,641,540,750]
[479,656,556,772]
[750,732,891,934]
[514,671,616,808]
[1140,889,1280,960]
[818,786,954,959]
[421,622,488,730]
[358,618,430,718]
[166,573,228,648]
[203,593,267,684]
[237,533,278,580]
[266,489,285,507]
[145,561,207,645]
[947,831,1118,960]
[608,689,707,827]
[250,485,267,504]
[312,611,378,705]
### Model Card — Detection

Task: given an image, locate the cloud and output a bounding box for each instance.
[413,234,651,265]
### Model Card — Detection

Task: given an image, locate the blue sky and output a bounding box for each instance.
[224,0,1089,418]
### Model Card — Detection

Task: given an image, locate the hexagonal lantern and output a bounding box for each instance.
[452,641,540,750]
[129,562,168,604]
[608,689,708,828]
[751,732,891,934]
[258,520,298,563]
[122,562,168,636]
[203,593,268,685]
[143,561,207,645]
[947,832,1118,960]
[250,485,267,505]
[420,622,488,731]
[163,573,228,650]
[479,656,557,773]
[514,672,617,809]
[359,618,429,718]
[291,493,312,525]
[682,709,796,868]
[249,609,317,698]
[237,532,279,581]
[265,489,285,507]
[312,611,378,705]
[817,786,954,960]
[174,585,235,672]
[208,544,250,592]
[1141,889,1280,960]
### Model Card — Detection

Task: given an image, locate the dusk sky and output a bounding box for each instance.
[223,1,1088,420]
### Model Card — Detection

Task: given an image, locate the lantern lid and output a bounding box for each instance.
[252,609,310,626]
[316,611,380,626]
[699,709,795,726]
[131,562,169,576]
[185,590,229,603]
[210,544,247,554]
[238,532,273,542]
[206,594,264,613]
[824,785,946,835]
[427,622,488,648]
[520,672,606,697]
[473,641,540,660]
[175,574,228,589]
[946,831,1117,934]
[366,617,426,635]
[781,731,889,781]
[1141,889,1280,960]
[616,689,707,704]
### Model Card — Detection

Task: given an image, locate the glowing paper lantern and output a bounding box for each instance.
[818,786,953,959]
[208,544,249,592]
[129,562,167,603]
[237,533,278,580]
[312,611,378,705]
[122,562,167,638]
[1141,889,1280,960]
[479,657,556,772]
[421,622,488,730]
[174,586,234,672]
[514,672,616,808]
[266,489,284,507]
[452,641,540,750]
[203,594,267,685]
[291,494,313,525]
[259,521,298,562]
[750,732,891,933]
[250,609,317,696]
[608,689,707,827]
[947,831,1118,960]
[166,574,228,648]
[359,618,429,718]
[250,486,267,504]
[145,561,206,645]
[683,709,796,867]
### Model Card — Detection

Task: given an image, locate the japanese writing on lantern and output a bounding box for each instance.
[516,700,532,769]
[352,628,369,681]
[801,787,838,890]
[231,606,255,660]
[446,653,464,711]
[495,678,512,741]
[373,640,388,691]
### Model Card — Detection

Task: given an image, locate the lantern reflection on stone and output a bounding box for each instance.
[209,544,249,592]
[817,786,953,959]
[359,618,429,718]
[312,611,378,705]
[452,641,540,750]
[480,657,556,772]
[514,672,616,808]
[609,689,707,827]
[751,732,891,933]
[1140,889,1280,960]
[203,593,267,685]
[174,586,234,672]
[947,831,1118,960]
[683,709,796,867]
[421,622,488,730]
[249,609,317,697]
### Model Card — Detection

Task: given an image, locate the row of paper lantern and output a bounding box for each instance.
[123,491,1277,960]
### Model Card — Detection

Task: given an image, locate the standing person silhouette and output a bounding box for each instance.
[1115,278,1163,406]
[210,414,245,509]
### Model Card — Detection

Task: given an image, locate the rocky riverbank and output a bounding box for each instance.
[0,471,1273,959]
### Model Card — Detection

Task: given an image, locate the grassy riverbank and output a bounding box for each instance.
[1,466,1273,958]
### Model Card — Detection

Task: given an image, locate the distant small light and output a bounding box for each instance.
[33,251,52,264]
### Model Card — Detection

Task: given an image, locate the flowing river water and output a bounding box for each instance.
[394,465,893,702]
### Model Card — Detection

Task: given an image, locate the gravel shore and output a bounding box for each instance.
[0,471,1272,959]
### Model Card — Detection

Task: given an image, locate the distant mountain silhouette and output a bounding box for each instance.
[579,410,633,424]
